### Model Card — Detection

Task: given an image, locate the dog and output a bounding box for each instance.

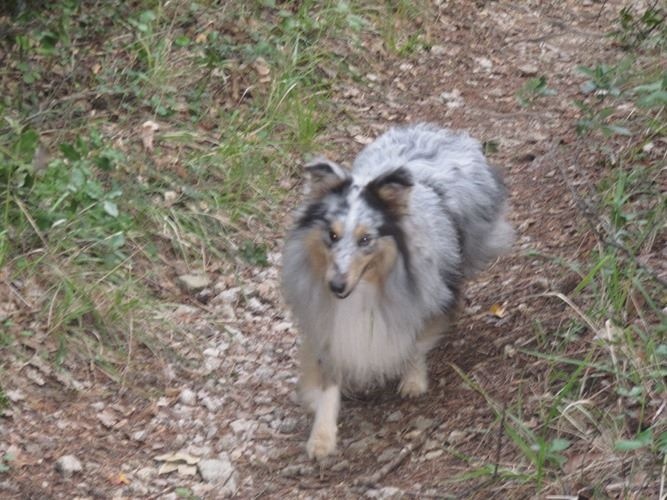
[281,123,514,459]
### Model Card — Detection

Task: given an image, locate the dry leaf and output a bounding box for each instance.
[154,451,200,465]
[110,472,130,485]
[353,135,373,145]
[177,464,198,476]
[488,303,506,318]
[97,410,117,429]
[157,462,179,475]
[253,57,270,76]
[141,120,160,151]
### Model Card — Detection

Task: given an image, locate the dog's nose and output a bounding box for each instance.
[329,277,347,296]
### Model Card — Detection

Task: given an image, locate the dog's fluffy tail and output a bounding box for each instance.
[464,204,515,278]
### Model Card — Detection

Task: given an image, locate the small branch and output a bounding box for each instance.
[493,401,507,479]
[354,419,443,489]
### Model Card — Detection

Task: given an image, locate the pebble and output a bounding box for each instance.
[215,287,241,304]
[331,459,351,472]
[179,388,197,406]
[55,455,83,477]
[412,416,434,431]
[386,410,403,422]
[475,56,493,70]
[447,429,467,444]
[277,417,298,434]
[197,454,236,486]
[430,44,447,56]
[423,449,444,460]
[377,447,399,463]
[366,486,405,499]
[132,430,147,442]
[280,464,315,477]
[230,418,255,435]
[177,273,212,292]
[203,356,222,373]
[135,466,155,481]
[518,63,539,76]
[439,89,464,108]
[200,395,222,412]
[5,389,25,402]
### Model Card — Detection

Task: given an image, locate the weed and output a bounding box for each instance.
[516,76,557,107]
[612,3,666,49]
[0,452,12,473]
[0,1,426,375]
[447,6,666,495]
[240,241,269,268]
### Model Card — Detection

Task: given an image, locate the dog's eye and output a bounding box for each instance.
[329,230,339,243]
[358,234,372,247]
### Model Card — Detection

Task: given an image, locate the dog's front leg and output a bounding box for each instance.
[306,384,340,459]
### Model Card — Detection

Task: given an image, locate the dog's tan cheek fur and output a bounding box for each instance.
[304,229,329,278]
[346,252,374,288]
[361,238,397,286]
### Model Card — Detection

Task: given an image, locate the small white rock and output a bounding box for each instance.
[447,429,467,444]
[278,417,298,434]
[177,273,212,292]
[55,455,83,476]
[197,454,237,495]
[377,447,399,463]
[230,418,254,435]
[386,410,403,422]
[135,466,155,481]
[430,44,447,56]
[132,430,147,442]
[203,356,222,373]
[200,396,222,412]
[475,56,493,70]
[365,486,404,499]
[6,389,25,402]
[518,64,539,77]
[215,287,241,304]
[423,449,444,460]
[412,416,434,431]
[440,89,464,108]
[179,388,197,406]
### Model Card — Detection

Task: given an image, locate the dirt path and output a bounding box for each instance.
[2,1,645,498]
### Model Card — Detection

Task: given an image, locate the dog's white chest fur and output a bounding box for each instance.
[328,282,413,386]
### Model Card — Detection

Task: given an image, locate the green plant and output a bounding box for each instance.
[0,0,426,374]
[516,76,557,107]
[0,452,12,473]
[613,3,666,49]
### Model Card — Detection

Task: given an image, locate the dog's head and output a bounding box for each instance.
[295,158,413,299]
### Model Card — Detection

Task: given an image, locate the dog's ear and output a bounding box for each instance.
[366,167,413,215]
[304,157,350,198]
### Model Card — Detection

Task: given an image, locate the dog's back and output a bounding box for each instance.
[352,123,514,277]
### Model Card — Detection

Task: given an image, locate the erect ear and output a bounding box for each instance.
[304,157,350,198]
[365,167,413,215]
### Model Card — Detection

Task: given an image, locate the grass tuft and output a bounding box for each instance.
[0,1,423,377]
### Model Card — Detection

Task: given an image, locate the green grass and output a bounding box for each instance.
[448,5,666,495]
[0,0,422,372]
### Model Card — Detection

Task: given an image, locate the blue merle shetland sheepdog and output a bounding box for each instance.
[282,123,514,459]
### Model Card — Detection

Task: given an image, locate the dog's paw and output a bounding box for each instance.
[306,426,337,460]
[398,368,428,398]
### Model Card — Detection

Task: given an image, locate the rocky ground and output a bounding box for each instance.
[1,1,663,498]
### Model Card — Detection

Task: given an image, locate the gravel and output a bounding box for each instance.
[55,455,83,477]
